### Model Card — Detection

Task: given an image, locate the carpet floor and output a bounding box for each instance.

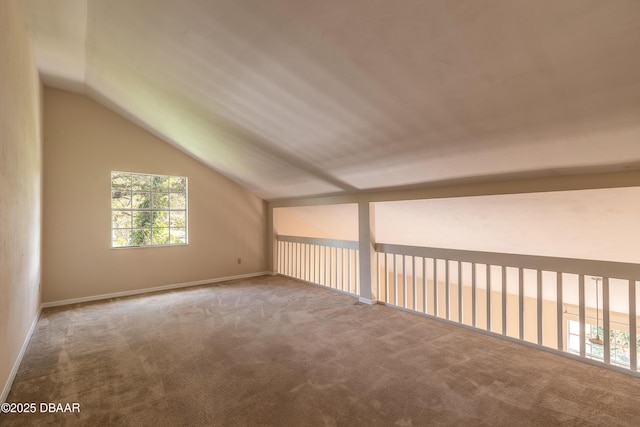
[1,275,639,426]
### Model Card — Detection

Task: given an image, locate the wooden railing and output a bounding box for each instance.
[277,235,359,296]
[276,235,640,375]
[376,243,640,375]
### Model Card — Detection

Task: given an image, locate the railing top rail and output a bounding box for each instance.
[376,242,640,279]
[277,235,359,250]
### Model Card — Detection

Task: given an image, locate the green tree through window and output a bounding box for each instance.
[111,172,187,247]
[568,320,635,368]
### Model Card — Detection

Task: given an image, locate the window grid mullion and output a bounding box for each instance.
[111,172,187,248]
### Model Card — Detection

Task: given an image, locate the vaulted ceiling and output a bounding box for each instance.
[22,0,640,200]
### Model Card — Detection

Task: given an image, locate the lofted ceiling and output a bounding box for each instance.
[21,0,640,200]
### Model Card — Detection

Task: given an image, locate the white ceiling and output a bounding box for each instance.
[21,0,640,200]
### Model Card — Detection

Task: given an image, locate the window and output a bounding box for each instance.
[111,171,187,247]
[567,320,634,367]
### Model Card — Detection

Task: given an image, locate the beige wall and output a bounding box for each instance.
[275,204,358,240]
[0,1,42,401]
[375,188,640,264]
[42,88,266,303]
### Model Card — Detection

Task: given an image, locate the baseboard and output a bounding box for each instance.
[1,306,42,404]
[358,297,377,305]
[41,272,270,308]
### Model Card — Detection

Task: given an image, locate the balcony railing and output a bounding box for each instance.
[376,243,640,375]
[277,235,640,376]
[277,235,360,296]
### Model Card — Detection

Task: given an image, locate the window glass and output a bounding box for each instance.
[111,171,187,247]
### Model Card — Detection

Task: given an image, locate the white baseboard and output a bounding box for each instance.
[41,272,270,308]
[358,297,377,305]
[1,306,42,404]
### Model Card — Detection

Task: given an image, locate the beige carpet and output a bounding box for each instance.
[2,275,639,426]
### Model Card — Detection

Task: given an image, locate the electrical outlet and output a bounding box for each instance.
[237,258,241,264]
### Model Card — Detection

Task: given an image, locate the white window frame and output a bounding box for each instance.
[111,171,188,248]
[567,319,633,368]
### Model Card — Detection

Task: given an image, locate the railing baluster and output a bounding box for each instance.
[557,272,563,351]
[336,246,339,288]
[293,243,297,278]
[343,248,347,291]
[346,248,350,293]
[348,249,352,293]
[434,259,438,317]
[385,253,388,303]
[458,261,463,324]
[630,280,637,371]
[486,265,491,331]
[394,254,398,306]
[579,274,586,357]
[309,244,312,281]
[306,244,313,282]
[335,246,340,289]
[412,256,417,311]
[329,246,333,288]
[446,260,450,320]
[304,245,311,282]
[376,253,380,299]
[519,268,524,341]
[603,277,610,365]
[537,270,542,346]
[308,244,311,281]
[308,244,312,282]
[277,241,281,273]
[326,245,329,286]
[340,248,344,291]
[355,250,359,294]
[423,257,427,314]
[323,245,327,286]
[471,262,476,327]
[304,243,307,279]
[328,246,331,287]
[403,255,407,308]
[502,266,507,335]
[312,244,316,282]
[342,248,351,292]
[318,245,321,284]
